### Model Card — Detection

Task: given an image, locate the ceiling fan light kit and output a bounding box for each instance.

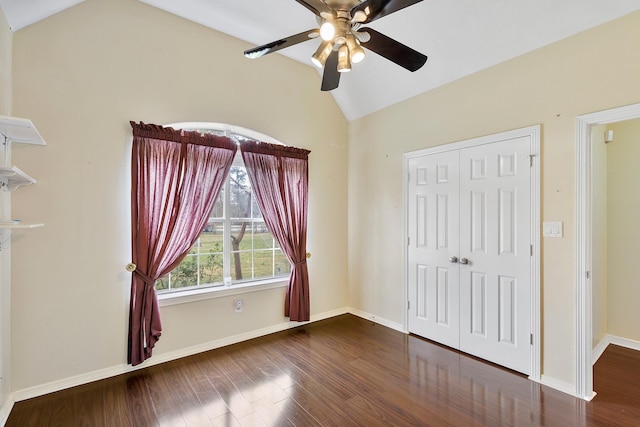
[243,0,428,91]
[346,34,365,63]
[337,44,352,72]
[311,41,334,67]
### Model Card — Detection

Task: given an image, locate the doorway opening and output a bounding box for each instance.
[575,102,640,400]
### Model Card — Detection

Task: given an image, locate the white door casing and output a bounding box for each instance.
[575,102,640,400]
[404,126,540,379]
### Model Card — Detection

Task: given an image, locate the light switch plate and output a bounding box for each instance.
[543,221,563,238]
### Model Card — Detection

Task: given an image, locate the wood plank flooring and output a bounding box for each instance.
[6,314,640,426]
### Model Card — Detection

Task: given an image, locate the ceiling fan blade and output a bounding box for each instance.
[361,28,427,72]
[351,0,423,24]
[294,0,334,18]
[244,29,318,59]
[321,50,341,91]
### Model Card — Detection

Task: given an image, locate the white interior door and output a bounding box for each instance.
[458,137,532,374]
[407,150,460,349]
[407,135,533,376]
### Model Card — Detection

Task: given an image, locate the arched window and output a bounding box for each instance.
[156,123,290,293]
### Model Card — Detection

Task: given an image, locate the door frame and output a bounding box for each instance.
[402,125,541,382]
[575,102,640,400]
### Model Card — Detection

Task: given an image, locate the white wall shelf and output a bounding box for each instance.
[0,165,37,191]
[0,115,46,145]
[0,223,44,229]
[0,115,46,243]
[0,115,45,192]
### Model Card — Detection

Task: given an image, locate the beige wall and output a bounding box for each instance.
[591,125,608,348]
[607,118,640,342]
[0,7,10,115]
[348,11,640,386]
[10,0,348,391]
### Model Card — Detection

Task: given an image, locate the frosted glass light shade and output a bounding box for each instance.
[346,34,365,63]
[337,44,351,72]
[320,21,335,41]
[311,41,333,68]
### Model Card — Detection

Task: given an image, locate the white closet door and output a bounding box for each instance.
[407,150,460,349]
[458,137,531,374]
[407,135,532,376]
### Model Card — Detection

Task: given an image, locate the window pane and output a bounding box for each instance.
[230,250,253,281]
[210,188,224,219]
[252,197,262,219]
[229,166,252,219]
[230,221,252,251]
[199,222,224,285]
[156,276,169,291]
[275,250,291,276]
[200,222,224,253]
[198,252,223,285]
[254,223,274,249]
[254,249,274,278]
[171,255,198,289]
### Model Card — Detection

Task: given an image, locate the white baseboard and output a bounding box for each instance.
[607,334,640,352]
[543,334,640,400]
[540,375,576,397]
[14,307,535,406]
[592,334,640,365]
[347,307,405,333]
[592,336,610,364]
[12,307,349,403]
[0,395,14,427]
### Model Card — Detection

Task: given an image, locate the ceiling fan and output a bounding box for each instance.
[243,0,428,91]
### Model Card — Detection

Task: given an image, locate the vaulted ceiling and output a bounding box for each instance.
[2,0,639,120]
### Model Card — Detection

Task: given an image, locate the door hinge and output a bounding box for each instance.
[407,300,410,310]
[530,333,533,345]
[529,154,535,167]
[586,271,590,279]
[408,236,410,246]
[530,244,533,256]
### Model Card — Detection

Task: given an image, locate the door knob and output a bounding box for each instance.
[449,256,458,263]
[459,257,469,265]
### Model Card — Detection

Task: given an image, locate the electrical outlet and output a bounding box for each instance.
[234,299,243,313]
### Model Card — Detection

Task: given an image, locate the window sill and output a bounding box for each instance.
[157,278,289,307]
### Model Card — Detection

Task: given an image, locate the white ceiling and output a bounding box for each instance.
[2,0,640,121]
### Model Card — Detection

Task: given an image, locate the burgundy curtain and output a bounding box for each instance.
[129,122,237,366]
[240,141,311,321]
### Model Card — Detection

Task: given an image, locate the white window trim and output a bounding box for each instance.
[158,277,289,307]
[167,122,285,146]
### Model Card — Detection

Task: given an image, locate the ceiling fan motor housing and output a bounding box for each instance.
[332,12,352,45]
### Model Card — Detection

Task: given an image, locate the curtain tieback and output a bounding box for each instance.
[294,260,307,267]
[132,267,156,286]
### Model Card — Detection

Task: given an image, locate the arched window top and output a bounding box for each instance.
[167,122,285,147]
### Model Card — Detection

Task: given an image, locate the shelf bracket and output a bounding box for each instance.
[0,229,11,252]
[1,134,8,168]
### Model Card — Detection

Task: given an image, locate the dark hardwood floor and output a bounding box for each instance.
[7,314,640,426]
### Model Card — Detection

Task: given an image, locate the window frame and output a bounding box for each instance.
[156,122,290,306]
